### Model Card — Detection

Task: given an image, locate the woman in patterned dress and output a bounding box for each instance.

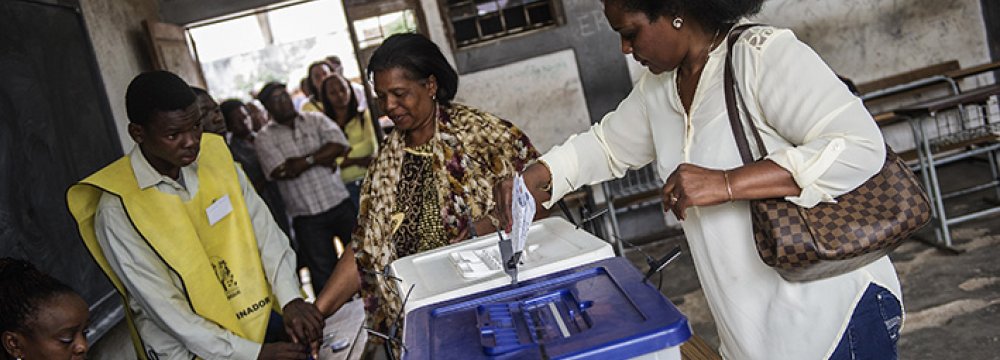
[313,33,543,353]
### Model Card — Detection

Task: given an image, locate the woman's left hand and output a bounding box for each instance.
[662,163,731,220]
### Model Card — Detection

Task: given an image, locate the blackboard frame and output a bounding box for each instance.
[1,0,125,342]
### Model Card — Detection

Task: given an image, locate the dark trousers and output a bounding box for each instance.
[345,179,363,211]
[264,311,286,343]
[260,181,291,237]
[292,200,357,294]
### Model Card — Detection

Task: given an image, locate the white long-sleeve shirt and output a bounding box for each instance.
[541,25,902,359]
[94,146,302,359]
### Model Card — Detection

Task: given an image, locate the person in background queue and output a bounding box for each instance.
[300,61,334,114]
[255,82,355,296]
[221,99,291,237]
[192,87,227,135]
[325,55,369,113]
[319,73,378,209]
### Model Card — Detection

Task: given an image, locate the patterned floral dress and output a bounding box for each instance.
[352,103,540,338]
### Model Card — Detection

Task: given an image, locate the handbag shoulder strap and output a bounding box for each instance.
[724,23,768,165]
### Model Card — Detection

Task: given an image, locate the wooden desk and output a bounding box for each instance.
[945,61,1000,81]
[681,334,722,360]
[873,111,907,126]
[857,60,960,95]
[895,84,1000,116]
[318,298,367,360]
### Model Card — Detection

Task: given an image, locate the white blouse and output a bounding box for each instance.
[541,25,902,359]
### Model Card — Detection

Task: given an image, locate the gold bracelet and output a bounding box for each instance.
[532,159,553,192]
[723,170,734,202]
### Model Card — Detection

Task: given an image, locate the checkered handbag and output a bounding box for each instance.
[724,24,932,281]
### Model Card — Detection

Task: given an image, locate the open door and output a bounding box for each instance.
[342,0,426,130]
[144,20,207,88]
[344,0,426,81]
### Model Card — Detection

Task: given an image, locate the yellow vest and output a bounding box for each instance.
[67,134,274,359]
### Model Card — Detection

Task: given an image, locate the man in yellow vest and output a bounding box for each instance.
[67,71,323,359]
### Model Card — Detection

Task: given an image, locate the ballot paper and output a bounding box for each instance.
[508,174,535,254]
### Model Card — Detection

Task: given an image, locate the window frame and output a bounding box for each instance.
[438,0,565,50]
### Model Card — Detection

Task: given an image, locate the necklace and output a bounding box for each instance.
[676,28,723,88]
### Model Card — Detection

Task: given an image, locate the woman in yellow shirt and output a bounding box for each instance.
[320,73,378,208]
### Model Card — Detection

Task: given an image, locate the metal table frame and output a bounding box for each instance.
[896,85,1000,249]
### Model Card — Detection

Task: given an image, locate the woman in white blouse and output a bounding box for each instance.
[498,0,903,359]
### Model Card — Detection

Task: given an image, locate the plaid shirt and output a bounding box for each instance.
[255,112,350,217]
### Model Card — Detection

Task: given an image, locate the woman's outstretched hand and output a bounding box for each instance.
[494,177,516,233]
[494,162,553,233]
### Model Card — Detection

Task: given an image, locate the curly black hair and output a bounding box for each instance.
[0,258,77,334]
[609,0,765,32]
[366,33,458,105]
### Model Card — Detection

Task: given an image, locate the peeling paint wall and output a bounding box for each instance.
[456,49,591,153]
[80,0,160,149]
[757,0,991,86]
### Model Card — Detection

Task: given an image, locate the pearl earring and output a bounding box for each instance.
[672,17,683,29]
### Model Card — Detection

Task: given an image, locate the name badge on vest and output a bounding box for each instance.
[206,195,233,226]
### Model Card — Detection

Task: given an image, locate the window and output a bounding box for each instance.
[353,9,419,49]
[186,0,359,100]
[446,0,558,48]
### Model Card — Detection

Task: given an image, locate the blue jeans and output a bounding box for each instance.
[292,200,357,295]
[830,283,903,360]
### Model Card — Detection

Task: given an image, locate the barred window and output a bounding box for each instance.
[446,0,559,48]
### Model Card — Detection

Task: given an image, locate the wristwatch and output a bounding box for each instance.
[305,154,315,166]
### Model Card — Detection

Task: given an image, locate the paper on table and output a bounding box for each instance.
[508,174,535,254]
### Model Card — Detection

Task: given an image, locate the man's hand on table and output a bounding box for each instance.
[283,298,324,356]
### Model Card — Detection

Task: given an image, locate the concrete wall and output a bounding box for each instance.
[417,0,455,66]
[456,49,592,152]
[758,0,991,86]
[80,0,161,149]
[420,0,632,152]
[160,0,277,24]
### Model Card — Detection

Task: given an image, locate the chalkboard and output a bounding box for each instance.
[0,0,123,339]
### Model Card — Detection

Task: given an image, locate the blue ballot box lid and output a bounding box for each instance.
[402,257,691,360]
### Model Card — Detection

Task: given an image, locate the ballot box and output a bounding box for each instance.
[401,257,691,360]
[388,217,615,314]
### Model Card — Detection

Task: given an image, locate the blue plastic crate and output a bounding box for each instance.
[403,257,691,359]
